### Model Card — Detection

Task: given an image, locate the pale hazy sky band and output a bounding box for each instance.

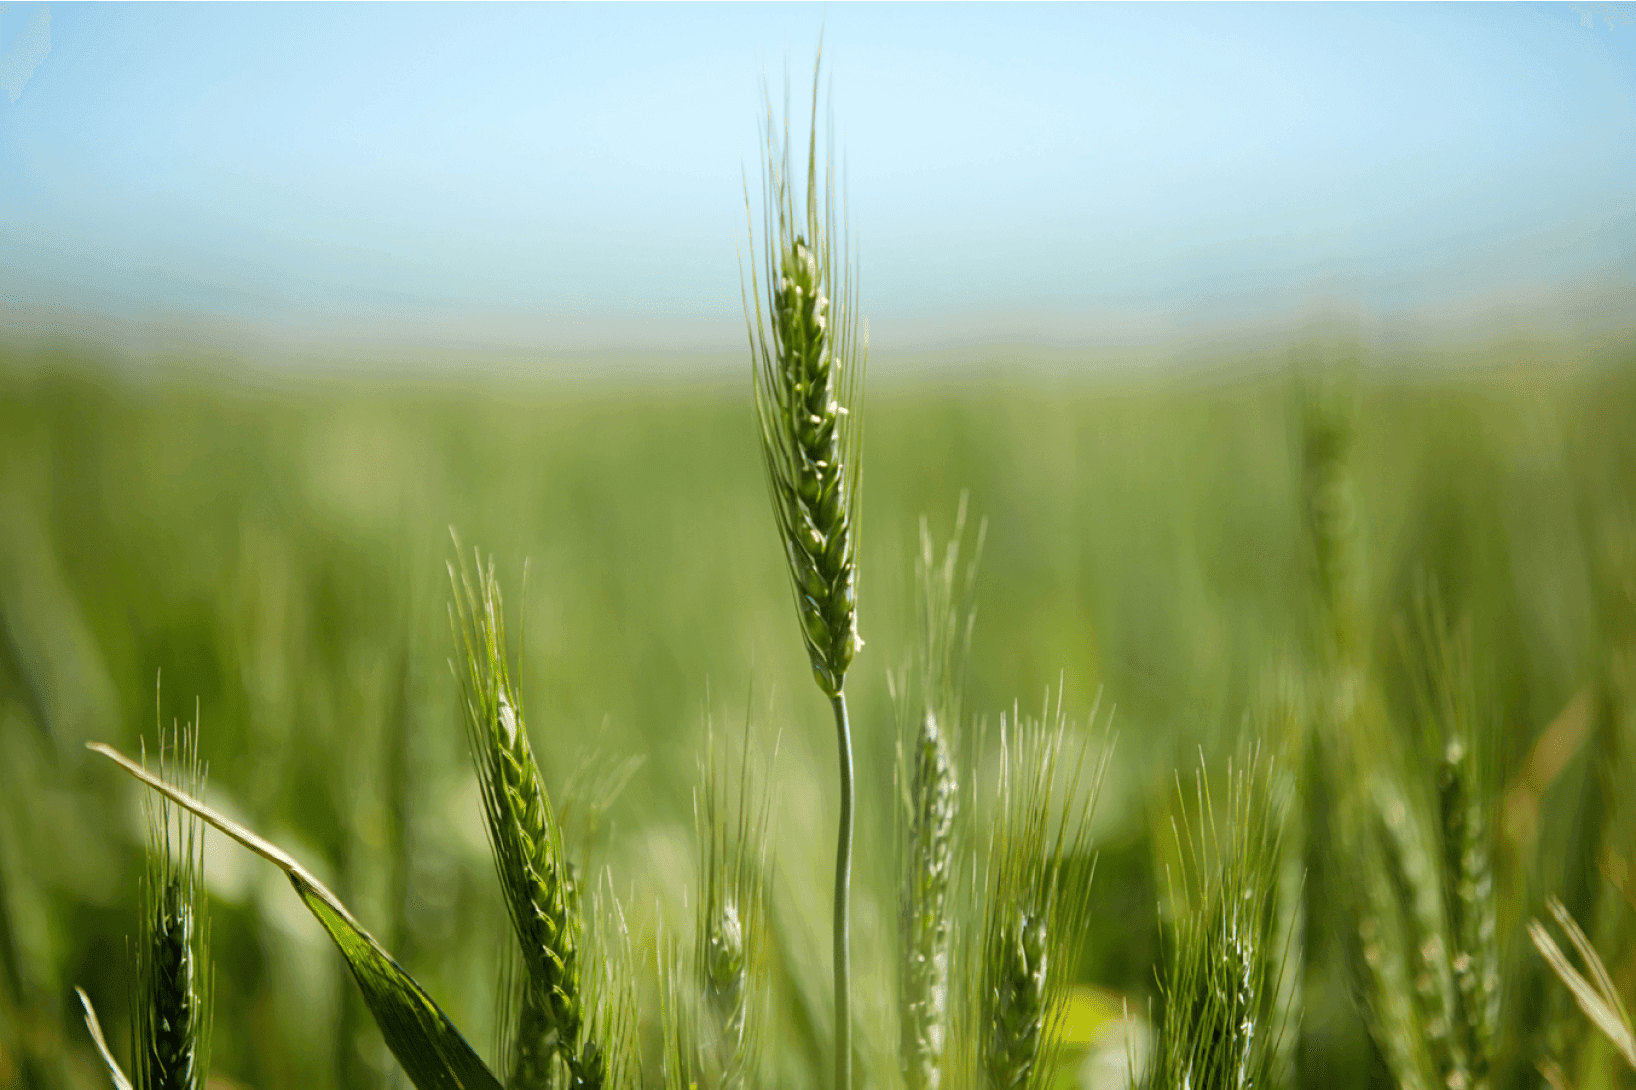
[1,3,1632,358]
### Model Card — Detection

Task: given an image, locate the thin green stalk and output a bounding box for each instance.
[832,691,854,1090]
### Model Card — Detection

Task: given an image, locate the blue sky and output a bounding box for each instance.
[1,2,1633,357]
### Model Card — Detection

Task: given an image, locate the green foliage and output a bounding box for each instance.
[4,336,1636,1090]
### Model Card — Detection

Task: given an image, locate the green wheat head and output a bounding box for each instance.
[692,721,772,1090]
[1297,366,1362,667]
[744,58,866,700]
[974,697,1106,1090]
[450,546,597,1090]
[896,502,984,1090]
[1347,586,1501,1090]
[1144,752,1292,1090]
[133,715,212,1090]
[1417,595,1499,1088]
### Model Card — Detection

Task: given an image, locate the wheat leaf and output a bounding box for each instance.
[1528,916,1636,1069]
[75,987,134,1090]
[88,742,504,1090]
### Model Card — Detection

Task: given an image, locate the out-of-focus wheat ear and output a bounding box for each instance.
[1410,588,1500,1088]
[1343,758,1434,1090]
[577,874,638,1090]
[1368,773,1466,1086]
[1267,764,1306,1090]
[915,496,986,732]
[1144,751,1285,1090]
[449,540,586,1080]
[985,911,1048,1090]
[978,697,1110,1090]
[691,710,772,1090]
[657,928,690,1090]
[901,707,957,1090]
[132,710,212,1090]
[1438,733,1499,1086]
[1297,364,1362,666]
[897,501,982,1090]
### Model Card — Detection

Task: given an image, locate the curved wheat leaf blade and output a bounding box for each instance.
[1529,910,1636,1069]
[75,987,134,1090]
[88,742,504,1090]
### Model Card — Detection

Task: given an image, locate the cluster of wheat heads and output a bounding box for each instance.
[1321,593,1495,1090]
[1289,365,1636,1090]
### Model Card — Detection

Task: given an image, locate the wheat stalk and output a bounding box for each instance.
[449,546,597,1089]
[743,49,865,1090]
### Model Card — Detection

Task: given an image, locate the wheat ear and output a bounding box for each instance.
[902,707,957,1090]
[691,714,772,1090]
[1145,753,1287,1090]
[897,501,983,1090]
[743,50,865,1090]
[1372,774,1464,1085]
[1438,737,1498,1087]
[1414,593,1499,1088]
[978,696,1107,1090]
[1298,367,1362,664]
[133,710,212,1090]
[450,548,596,1090]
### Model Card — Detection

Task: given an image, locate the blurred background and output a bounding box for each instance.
[2,4,1634,1089]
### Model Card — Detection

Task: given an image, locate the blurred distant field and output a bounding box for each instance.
[1,336,1634,1090]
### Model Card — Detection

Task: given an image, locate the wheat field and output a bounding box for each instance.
[1,331,1633,1090]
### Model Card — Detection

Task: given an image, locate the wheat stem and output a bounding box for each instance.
[745,52,865,1090]
[831,691,854,1090]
